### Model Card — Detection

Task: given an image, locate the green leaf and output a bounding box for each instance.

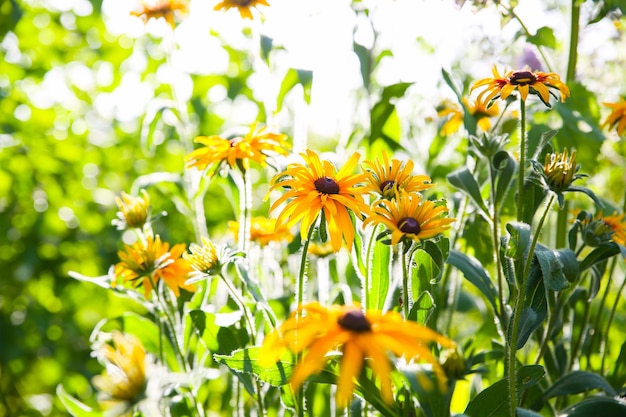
[447,167,490,217]
[408,291,435,325]
[368,233,391,311]
[446,250,498,313]
[442,68,477,136]
[353,41,371,89]
[464,366,544,417]
[527,26,557,49]
[538,371,616,402]
[235,261,277,327]
[504,222,531,261]
[260,35,273,65]
[189,309,242,354]
[369,82,413,147]
[215,347,294,386]
[580,243,620,272]
[56,385,104,417]
[558,397,626,417]
[530,129,559,161]
[277,68,313,112]
[534,247,569,291]
[492,150,515,210]
[555,248,579,283]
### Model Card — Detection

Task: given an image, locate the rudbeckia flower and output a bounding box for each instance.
[269,149,369,252]
[259,302,455,408]
[113,190,150,230]
[600,212,626,247]
[186,123,290,173]
[228,216,294,246]
[214,0,269,19]
[471,65,570,108]
[131,0,189,28]
[437,98,500,135]
[363,193,455,246]
[93,331,148,414]
[362,151,433,200]
[602,98,626,137]
[115,235,194,297]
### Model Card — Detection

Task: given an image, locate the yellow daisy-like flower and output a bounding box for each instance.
[600,212,626,247]
[259,302,455,408]
[131,0,189,28]
[363,193,455,246]
[113,190,150,230]
[362,151,433,200]
[115,234,194,297]
[184,236,221,275]
[214,0,269,19]
[437,98,500,136]
[186,123,290,173]
[228,216,294,246]
[269,149,370,252]
[471,65,570,108]
[92,331,147,413]
[602,98,626,137]
[542,149,580,192]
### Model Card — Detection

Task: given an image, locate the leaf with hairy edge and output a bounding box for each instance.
[492,150,515,210]
[277,68,313,112]
[447,167,490,218]
[504,222,531,260]
[580,243,620,272]
[447,250,498,313]
[558,397,626,417]
[536,371,616,405]
[369,82,413,148]
[534,247,569,291]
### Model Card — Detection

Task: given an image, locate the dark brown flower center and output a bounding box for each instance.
[399,217,421,234]
[509,70,537,86]
[337,309,371,332]
[314,177,340,194]
[232,0,254,5]
[380,180,395,193]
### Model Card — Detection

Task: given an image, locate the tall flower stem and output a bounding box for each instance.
[516,100,527,223]
[402,243,411,320]
[489,159,506,326]
[566,0,580,83]
[508,193,555,417]
[600,275,626,372]
[237,169,253,256]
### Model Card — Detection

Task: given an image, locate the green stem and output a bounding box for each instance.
[402,243,411,320]
[570,290,591,371]
[555,202,569,249]
[587,260,614,368]
[364,224,381,311]
[516,100,527,223]
[600,274,626,372]
[237,169,252,255]
[566,0,580,83]
[509,194,555,417]
[489,159,507,327]
[504,4,554,73]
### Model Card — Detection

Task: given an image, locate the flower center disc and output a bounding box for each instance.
[338,309,372,332]
[510,70,537,86]
[314,177,340,194]
[399,217,421,234]
[380,180,395,194]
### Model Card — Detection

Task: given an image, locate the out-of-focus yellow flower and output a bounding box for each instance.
[186,123,290,173]
[600,212,626,247]
[471,65,570,108]
[437,98,500,135]
[115,235,194,298]
[363,193,455,246]
[269,149,369,252]
[307,240,335,258]
[602,98,626,137]
[259,302,455,408]
[184,236,221,276]
[114,190,150,230]
[362,151,433,200]
[131,0,189,28]
[228,216,294,246]
[214,0,270,19]
[92,331,147,415]
[542,149,579,192]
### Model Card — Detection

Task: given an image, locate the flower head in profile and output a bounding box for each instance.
[228,216,294,247]
[184,236,221,276]
[437,98,500,135]
[571,209,626,252]
[530,149,598,208]
[113,190,150,230]
[364,193,455,246]
[362,151,433,200]
[269,149,369,252]
[599,212,626,247]
[214,0,269,19]
[131,0,189,28]
[602,98,626,137]
[471,65,570,108]
[115,235,194,298]
[259,302,455,408]
[92,331,148,415]
[186,123,290,174]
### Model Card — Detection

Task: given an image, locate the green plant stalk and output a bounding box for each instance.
[295,223,315,417]
[600,274,626,372]
[489,160,507,327]
[509,193,555,417]
[516,100,527,223]
[569,289,592,371]
[566,0,580,83]
[364,224,380,311]
[555,202,569,249]
[401,242,414,320]
[237,169,252,256]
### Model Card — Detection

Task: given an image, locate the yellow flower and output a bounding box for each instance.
[92,331,147,414]
[471,65,570,108]
[115,235,194,297]
[214,0,270,19]
[602,98,626,137]
[269,149,369,252]
[113,190,150,230]
[542,149,580,192]
[259,302,455,408]
[600,212,626,247]
[307,240,336,258]
[184,236,221,275]
[362,151,433,200]
[131,0,189,28]
[437,98,500,135]
[228,216,294,246]
[186,123,290,173]
[363,193,455,246]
